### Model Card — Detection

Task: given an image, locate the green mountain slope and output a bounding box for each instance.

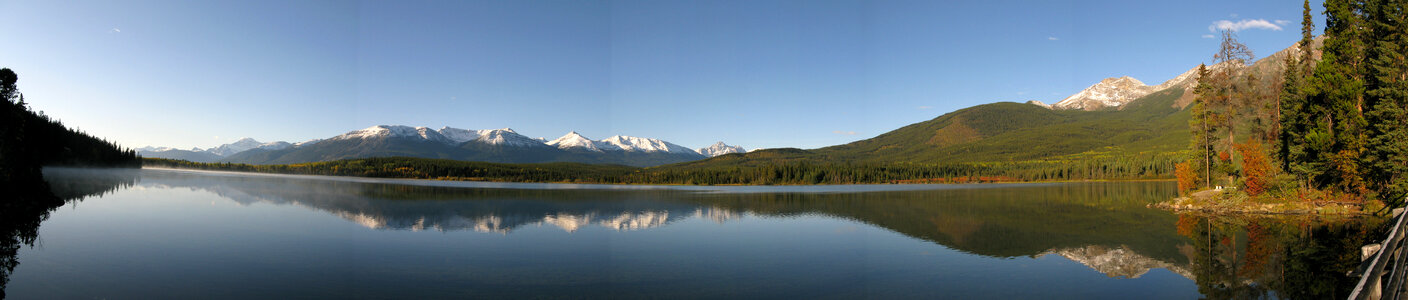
[659,87,1192,177]
[816,88,1190,163]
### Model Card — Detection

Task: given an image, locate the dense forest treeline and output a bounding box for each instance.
[0,67,140,298]
[0,68,140,184]
[144,149,1181,185]
[1178,0,1408,207]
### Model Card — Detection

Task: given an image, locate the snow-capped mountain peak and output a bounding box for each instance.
[334,125,400,140]
[331,125,450,143]
[295,139,322,147]
[1051,76,1157,111]
[697,141,746,157]
[1050,61,1217,111]
[437,127,483,144]
[474,128,544,147]
[207,137,266,156]
[137,146,177,152]
[546,131,601,152]
[143,124,738,165]
[258,141,292,151]
[412,126,449,143]
[598,135,697,154]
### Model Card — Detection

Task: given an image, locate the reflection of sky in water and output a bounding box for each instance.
[9,168,1209,299]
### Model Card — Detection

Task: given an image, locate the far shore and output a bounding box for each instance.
[133,166,1172,187]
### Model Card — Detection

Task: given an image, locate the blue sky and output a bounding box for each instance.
[0,0,1320,150]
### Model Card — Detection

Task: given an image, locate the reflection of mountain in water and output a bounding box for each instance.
[138,170,714,233]
[13,168,1387,299]
[137,170,1190,266]
[1042,245,1194,280]
[695,184,1190,262]
[329,209,691,233]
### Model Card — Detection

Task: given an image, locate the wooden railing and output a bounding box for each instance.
[1351,201,1408,300]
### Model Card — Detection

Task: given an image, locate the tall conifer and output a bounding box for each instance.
[1365,0,1408,203]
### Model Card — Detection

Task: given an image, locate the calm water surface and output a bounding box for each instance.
[0,168,1386,299]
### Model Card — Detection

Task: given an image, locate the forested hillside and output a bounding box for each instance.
[0,68,140,184]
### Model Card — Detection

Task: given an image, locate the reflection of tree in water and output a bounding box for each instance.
[10,170,1389,299]
[140,174,1201,278]
[0,168,137,299]
[1177,214,1385,299]
[697,182,1188,261]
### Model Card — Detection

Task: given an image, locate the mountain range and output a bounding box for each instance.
[144,37,1319,172]
[670,36,1319,170]
[139,126,746,167]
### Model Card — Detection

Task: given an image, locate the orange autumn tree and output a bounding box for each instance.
[1236,141,1273,196]
[1175,161,1198,195]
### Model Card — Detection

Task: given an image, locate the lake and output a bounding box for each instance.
[0,168,1386,299]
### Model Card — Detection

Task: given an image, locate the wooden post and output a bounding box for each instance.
[1350,200,1408,300]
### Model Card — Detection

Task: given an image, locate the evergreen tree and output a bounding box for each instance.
[1365,0,1408,203]
[0,68,36,182]
[1282,0,1318,178]
[1306,0,1369,191]
[1191,64,1216,187]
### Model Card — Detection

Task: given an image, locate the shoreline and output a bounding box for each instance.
[139,165,1173,187]
[1148,188,1382,216]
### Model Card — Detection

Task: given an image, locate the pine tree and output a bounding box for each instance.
[0,68,33,182]
[1306,0,1369,191]
[1365,0,1408,203]
[1282,0,1318,178]
[1191,64,1216,188]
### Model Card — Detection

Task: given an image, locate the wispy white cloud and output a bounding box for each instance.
[1047,36,1059,41]
[1209,19,1283,32]
[917,106,933,110]
[1274,19,1292,26]
[832,130,857,135]
[1202,34,1216,39]
[110,28,121,33]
